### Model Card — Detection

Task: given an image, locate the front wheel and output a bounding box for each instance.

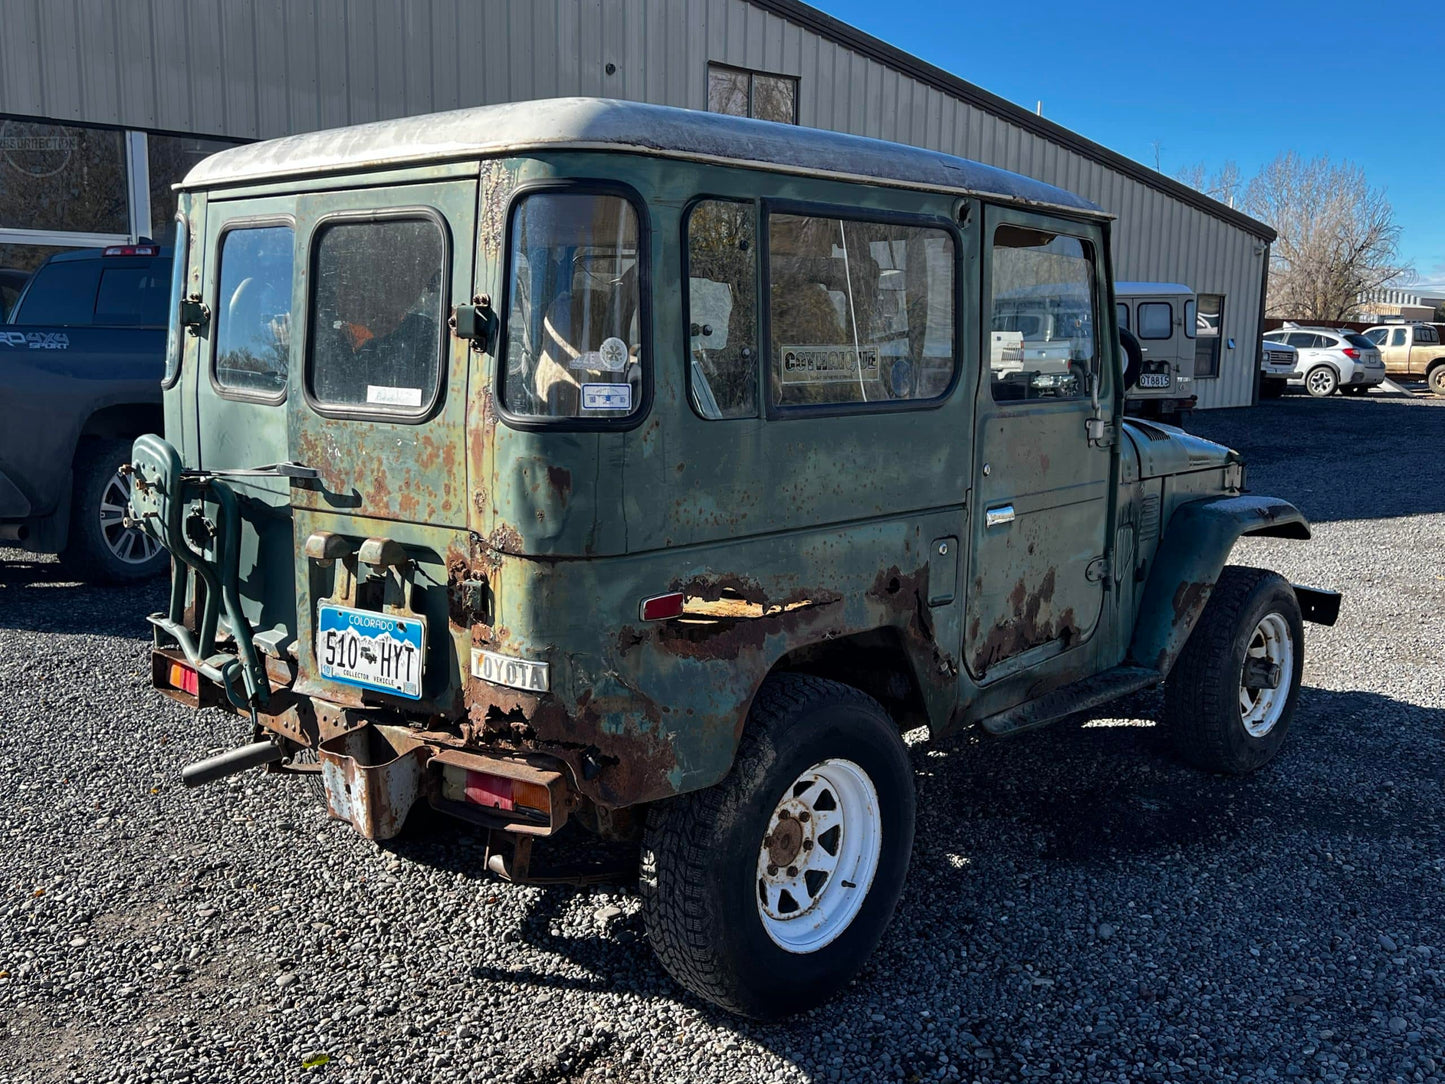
[1164,566,1304,774]
[1304,365,1338,397]
[640,674,915,1018]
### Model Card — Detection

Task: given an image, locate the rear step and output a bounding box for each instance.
[980,665,1162,737]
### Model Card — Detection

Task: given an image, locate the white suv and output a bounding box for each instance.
[1263,326,1387,397]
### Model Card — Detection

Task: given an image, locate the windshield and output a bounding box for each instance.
[501,192,644,421]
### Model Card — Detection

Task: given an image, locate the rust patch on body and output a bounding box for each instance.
[971,568,1080,675]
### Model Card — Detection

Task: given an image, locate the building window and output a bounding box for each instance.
[1194,293,1224,378]
[0,114,242,279]
[707,63,798,124]
[148,133,242,239]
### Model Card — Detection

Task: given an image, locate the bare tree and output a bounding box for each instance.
[1244,152,1411,321]
[1175,161,1243,208]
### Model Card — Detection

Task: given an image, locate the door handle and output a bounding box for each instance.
[985,504,1016,528]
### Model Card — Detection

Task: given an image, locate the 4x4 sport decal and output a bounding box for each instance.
[0,331,69,349]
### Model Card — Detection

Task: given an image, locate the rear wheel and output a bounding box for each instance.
[1164,566,1304,774]
[1428,363,1445,397]
[1304,366,1338,397]
[640,674,915,1019]
[57,439,167,584]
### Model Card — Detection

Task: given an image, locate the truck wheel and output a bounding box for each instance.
[640,674,915,1018]
[1164,566,1304,774]
[1304,365,1338,397]
[57,439,167,584]
[1428,363,1445,397]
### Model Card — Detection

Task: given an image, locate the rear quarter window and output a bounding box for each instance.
[11,260,100,325]
[308,216,448,414]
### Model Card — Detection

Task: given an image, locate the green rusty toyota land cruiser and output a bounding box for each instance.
[128,98,1339,1018]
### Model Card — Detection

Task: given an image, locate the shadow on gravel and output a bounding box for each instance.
[1185,392,1445,524]
[378,679,1444,1070]
[0,554,163,637]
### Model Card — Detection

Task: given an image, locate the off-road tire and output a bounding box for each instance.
[1259,378,1286,399]
[1304,365,1338,398]
[57,439,168,584]
[1164,566,1304,774]
[640,673,915,1019]
[1428,363,1445,397]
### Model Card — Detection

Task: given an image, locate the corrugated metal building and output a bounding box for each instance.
[0,0,1274,407]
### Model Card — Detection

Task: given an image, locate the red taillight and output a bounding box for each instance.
[102,244,160,257]
[167,662,199,697]
[1342,348,1360,359]
[639,592,685,621]
[461,770,548,816]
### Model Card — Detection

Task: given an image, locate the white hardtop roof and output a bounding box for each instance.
[180,97,1104,217]
[1115,281,1194,296]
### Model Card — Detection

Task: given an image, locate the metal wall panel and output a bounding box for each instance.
[0,0,1265,405]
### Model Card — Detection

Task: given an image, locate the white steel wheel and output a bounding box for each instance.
[755,758,883,954]
[1240,612,1294,737]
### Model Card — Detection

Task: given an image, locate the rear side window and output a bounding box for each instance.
[686,199,758,419]
[1137,301,1172,340]
[988,226,1096,403]
[94,261,170,326]
[1184,299,1196,338]
[12,260,100,325]
[768,212,956,408]
[1391,327,1408,347]
[214,225,295,397]
[502,192,644,422]
[1285,333,1317,349]
[309,217,447,413]
[1116,302,1129,331]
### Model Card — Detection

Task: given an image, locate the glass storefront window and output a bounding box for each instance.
[0,118,128,234]
[148,133,242,239]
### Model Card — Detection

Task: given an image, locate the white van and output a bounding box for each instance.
[1115,282,1196,418]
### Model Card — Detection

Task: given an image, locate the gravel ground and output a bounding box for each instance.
[1,387,1441,1084]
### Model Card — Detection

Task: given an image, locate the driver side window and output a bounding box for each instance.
[988,226,1097,402]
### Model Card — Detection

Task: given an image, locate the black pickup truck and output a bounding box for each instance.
[1,244,172,582]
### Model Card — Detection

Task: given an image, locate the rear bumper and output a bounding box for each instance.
[154,647,580,841]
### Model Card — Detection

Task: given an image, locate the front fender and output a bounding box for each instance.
[1128,495,1310,675]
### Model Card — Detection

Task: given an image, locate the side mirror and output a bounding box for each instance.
[1119,327,1143,389]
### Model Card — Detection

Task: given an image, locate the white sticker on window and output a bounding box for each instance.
[568,337,631,373]
[366,384,423,407]
[581,383,632,411]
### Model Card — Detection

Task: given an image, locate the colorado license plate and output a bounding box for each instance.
[317,604,425,699]
[1138,373,1171,388]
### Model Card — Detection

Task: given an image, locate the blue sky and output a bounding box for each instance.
[815,1,1445,285]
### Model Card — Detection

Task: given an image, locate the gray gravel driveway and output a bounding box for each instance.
[1,389,1441,1083]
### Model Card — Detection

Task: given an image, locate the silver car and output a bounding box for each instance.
[1263,326,1386,397]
